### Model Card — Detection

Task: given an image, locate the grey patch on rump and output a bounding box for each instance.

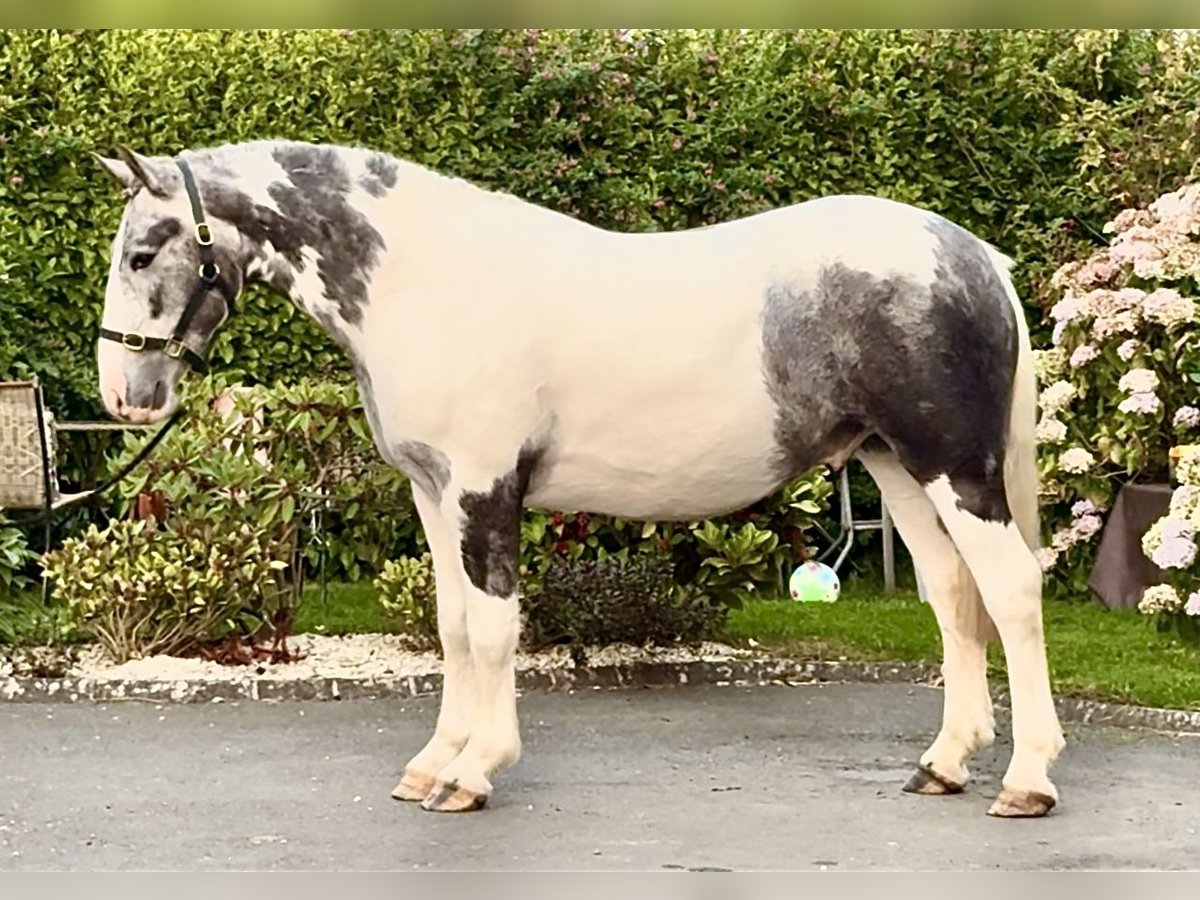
[459,444,544,597]
[759,215,1019,525]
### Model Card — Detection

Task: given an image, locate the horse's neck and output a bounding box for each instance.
[230,142,555,353]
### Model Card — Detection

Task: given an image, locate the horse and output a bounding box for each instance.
[93,139,1064,817]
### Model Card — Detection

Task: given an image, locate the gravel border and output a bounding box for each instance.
[3,653,1200,735]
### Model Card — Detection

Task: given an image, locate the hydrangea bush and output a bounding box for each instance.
[1035,183,1200,598]
[1138,445,1200,639]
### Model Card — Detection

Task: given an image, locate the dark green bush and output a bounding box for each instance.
[522,548,727,652]
[5,29,1200,596]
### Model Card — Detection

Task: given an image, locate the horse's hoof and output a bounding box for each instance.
[391,770,436,802]
[902,763,965,796]
[421,780,489,813]
[987,788,1057,818]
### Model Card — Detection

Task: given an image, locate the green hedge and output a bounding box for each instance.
[2,28,1199,572]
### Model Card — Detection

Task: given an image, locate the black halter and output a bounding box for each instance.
[99,159,235,376]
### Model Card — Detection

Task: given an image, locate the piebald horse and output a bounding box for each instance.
[94,140,1064,817]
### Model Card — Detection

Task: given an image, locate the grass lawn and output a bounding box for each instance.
[8,578,1200,712]
[725,580,1200,712]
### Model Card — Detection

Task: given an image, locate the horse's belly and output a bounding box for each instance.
[524,406,784,520]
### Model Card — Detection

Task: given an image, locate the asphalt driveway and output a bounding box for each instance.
[1,682,1196,870]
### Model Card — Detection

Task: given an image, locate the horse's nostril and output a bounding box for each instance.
[152,380,166,409]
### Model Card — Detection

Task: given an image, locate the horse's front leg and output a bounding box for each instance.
[420,462,529,813]
[392,486,475,801]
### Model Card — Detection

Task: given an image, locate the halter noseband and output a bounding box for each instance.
[99,159,235,376]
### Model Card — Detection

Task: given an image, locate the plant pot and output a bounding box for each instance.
[1087,482,1172,609]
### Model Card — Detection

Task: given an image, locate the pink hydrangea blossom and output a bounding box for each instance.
[1092,310,1140,340]
[1069,344,1099,368]
[1036,416,1067,443]
[1141,287,1196,326]
[1186,591,1200,617]
[1059,447,1095,474]
[1174,406,1200,429]
[1118,368,1159,394]
[1117,339,1140,361]
[1050,295,1092,323]
[1072,500,1100,518]
[1151,536,1197,569]
[1071,514,1103,541]
[1118,392,1162,415]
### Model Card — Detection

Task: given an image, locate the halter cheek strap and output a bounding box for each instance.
[99,159,236,376]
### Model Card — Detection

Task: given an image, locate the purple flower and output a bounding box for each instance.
[1072,500,1100,518]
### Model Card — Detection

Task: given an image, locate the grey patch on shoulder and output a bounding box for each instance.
[360,153,399,198]
[199,143,385,329]
[351,363,450,501]
[394,441,451,502]
[459,443,545,598]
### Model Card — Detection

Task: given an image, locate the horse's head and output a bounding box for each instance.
[95,147,242,423]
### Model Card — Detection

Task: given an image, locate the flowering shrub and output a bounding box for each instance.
[1138,445,1200,639]
[1035,183,1200,597]
[42,518,287,662]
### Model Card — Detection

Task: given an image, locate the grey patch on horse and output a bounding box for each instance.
[760,216,1018,524]
[359,153,399,198]
[351,363,451,500]
[393,441,452,502]
[267,144,384,325]
[135,217,183,250]
[147,285,164,319]
[459,443,545,597]
[198,143,385,328]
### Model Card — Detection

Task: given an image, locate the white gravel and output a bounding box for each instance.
[62,634,753,683]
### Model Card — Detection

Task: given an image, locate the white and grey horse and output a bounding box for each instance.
[94,140,1064,817]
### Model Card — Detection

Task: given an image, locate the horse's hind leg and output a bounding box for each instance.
[857,445,996,794]
[923,470,1064,817]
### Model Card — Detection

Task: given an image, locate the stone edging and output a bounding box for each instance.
[4,656,1199,735]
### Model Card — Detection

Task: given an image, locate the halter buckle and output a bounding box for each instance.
[122,332,147,351]
[194,222,214,246]
[163,338,187,360]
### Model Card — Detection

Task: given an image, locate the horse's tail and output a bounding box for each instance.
[986,245,1041,553]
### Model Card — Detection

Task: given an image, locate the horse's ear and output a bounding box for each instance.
[93,152,139,196]
[113,145,170,198]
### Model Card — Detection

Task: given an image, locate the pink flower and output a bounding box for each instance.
[1174,406,1200,429]
[1151,536,1196,569]
[1118,392,1162,416]
[1142,288,1195,327]
[1117,339,1139,361]
[1118,368,1159,394]
[1072,500,1100,518]
[1071,514,1103,541]
[1069,344,1099,368]
[1092,310,1140,340]
[1050,295,1092,323]
[1186,591,1200,616]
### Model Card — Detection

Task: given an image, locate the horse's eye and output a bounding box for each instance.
[130,252,156,271]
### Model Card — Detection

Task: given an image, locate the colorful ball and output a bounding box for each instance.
[788,561,840,603]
